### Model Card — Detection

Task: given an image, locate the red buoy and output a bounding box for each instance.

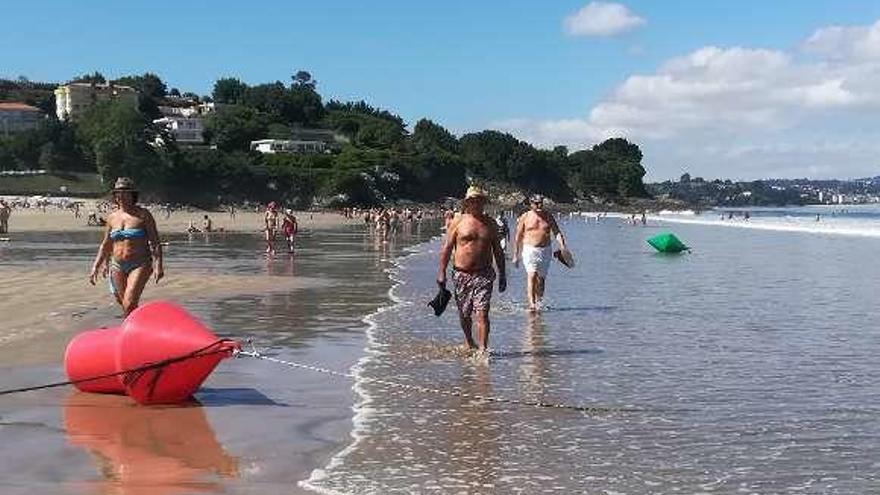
[63,327,126,394]
[118,301,237,405]
[63,301,238,405]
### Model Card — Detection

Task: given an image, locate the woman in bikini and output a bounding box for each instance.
[264,202,279,254]
[89,177,164,316]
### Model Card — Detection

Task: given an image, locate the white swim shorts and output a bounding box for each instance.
[521,244,552,278]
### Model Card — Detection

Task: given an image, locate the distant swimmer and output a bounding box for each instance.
[264,202,279,254]
[816,214,821,222]
[641,211,647,226]
[89,177,164,316]
[437,186,506,353]
[512,195,568,311]
[202,214,213,233]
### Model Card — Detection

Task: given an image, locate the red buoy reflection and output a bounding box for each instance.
[63,392,238,495]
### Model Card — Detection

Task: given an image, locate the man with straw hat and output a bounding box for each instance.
[437,185,506,354]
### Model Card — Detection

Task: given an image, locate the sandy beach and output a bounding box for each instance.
[0,204,432,494]
[1,199,359,234]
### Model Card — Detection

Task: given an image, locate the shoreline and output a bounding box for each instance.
[301,237,439,493]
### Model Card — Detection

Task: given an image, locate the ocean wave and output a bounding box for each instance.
[649,213,880,238]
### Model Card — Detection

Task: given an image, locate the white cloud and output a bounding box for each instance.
[495,19,880,179]
[803,19,880,61]
[564,2,646,37]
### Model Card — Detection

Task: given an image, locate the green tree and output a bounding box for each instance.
[203,105,269,151]
[267,123,292,139]
[212,77,248,104]
[412,119,459,154]
[112,73,167,98]
[71,71,106,84]
[76,101,162,187]
[292,70,316,90]
[459,130,521,180]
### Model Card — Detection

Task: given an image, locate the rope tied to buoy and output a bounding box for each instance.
[1,339,633,415]
[236,346,633,415]
[0,339,236,397]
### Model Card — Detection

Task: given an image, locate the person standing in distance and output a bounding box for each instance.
[437,186,506,353]
[512,195,567,311]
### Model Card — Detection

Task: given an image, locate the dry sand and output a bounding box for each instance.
[2,200,358,234]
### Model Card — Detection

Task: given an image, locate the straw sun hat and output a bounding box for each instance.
[464,185,488,201]
[112,177,137,192]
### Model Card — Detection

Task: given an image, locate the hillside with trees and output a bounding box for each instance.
[1,71,649,206]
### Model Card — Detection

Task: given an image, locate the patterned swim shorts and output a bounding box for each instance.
[452,265,496,316]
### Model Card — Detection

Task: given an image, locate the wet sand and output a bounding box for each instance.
[0,212,439,494]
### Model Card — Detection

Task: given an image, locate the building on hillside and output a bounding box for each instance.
[151,103,222,146]
[250,127,347,154]
[0,102,44,135]
[157,105,198,118]
[250,138,326,154]
[153,116,205,145]
[54,82,138,121]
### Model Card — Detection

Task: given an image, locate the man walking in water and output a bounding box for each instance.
[437,186,506,353]
[512,195,567,311]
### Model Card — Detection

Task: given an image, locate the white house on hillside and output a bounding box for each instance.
[152,103,221,146]
[251,138,326,154]
[250,127,346,154]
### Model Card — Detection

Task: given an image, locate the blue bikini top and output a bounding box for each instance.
[110,228,146,241]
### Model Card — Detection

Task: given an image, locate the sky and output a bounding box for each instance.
[4,0,880,180]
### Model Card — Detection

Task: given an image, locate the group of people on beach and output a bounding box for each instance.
[263,202,298,254]
[438,186,568,354]
[85,177,307,317]
[85,177,567,359]
[361,207,430,240]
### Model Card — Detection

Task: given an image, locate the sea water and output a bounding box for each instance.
[306,208,880,494]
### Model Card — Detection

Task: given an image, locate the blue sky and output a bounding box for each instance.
[4,1,880,180]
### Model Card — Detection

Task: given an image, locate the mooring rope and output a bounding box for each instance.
[0,339,236,397]
[236,348,633,414]
[0,340,634,414]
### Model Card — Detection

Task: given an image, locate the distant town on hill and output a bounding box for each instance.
[649,174,880,207]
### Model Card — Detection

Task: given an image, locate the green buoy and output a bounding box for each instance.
[647,232,689,253]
